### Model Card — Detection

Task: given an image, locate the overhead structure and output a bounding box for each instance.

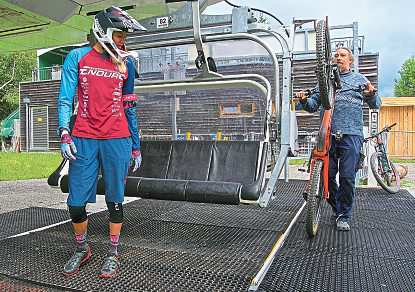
[0,0,221,53]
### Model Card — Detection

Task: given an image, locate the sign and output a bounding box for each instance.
[23,97,30,104]
[370,110,378,135]
[156,17,169,29]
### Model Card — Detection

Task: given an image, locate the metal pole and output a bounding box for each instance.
[352,21,359,72]
[171,47,177,140]
[25,103,29,151]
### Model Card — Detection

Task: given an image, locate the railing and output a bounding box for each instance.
[31,54,277,82]
[296,131,318,158]
[32,66,62,81]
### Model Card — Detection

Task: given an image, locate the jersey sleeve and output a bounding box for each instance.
[58,49,79,132]
[123,57,140,151]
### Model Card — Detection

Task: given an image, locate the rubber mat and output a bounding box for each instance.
[0,274,66,292]
[0,207,69,241]
[0,180,306,292]
[259,188,415,292]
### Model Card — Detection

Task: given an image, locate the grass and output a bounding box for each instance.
[391,158,415,164]
[400,178,415,188]
[0,152,62,181]
[289,158,307,165]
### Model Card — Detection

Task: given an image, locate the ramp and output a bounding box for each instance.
[0,181,305,292]
[259,187,415,291]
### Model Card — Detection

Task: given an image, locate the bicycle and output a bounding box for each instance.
[364,123,400,194]
[302,17,342,238]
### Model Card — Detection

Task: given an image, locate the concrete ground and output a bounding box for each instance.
[0,163,413,215]
[0,179,138,215]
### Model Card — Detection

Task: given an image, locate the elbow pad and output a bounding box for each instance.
[123,94,138,109]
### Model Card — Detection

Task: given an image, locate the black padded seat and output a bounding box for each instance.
[53,140,268,204]
[209,142,259,183]
[185,180,241,204]
[167,141,213,180]
[137,178,187,201]
[132,141,172,178]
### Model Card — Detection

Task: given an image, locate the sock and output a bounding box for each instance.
[75,233,88,252]
[109,234,120,256]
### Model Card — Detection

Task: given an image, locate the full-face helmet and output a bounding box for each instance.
[92,6,146,62]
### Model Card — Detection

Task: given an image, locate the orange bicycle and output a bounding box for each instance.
[303,17,342,238]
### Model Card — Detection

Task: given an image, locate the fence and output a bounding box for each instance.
[32,66,62,81]
[385,130,415,159]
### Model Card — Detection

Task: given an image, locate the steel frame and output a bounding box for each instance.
[131,1,299,212]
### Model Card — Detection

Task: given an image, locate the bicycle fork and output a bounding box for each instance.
[305,109,332,200]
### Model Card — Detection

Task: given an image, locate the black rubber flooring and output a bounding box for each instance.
[0,181,306,292]
[0,274,67,292]
[259,187,415,292]
[0,207,69,241]
[1,183,413,291]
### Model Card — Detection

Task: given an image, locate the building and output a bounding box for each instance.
[19,23,379,153]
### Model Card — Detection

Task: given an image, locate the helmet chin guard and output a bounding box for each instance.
[92,6,146,63]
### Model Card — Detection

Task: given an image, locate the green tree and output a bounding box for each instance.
[394,56,415,97]
[0,52,36,120]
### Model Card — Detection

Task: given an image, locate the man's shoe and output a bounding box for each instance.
[63,246,92,276]
[99,255,120,279]
[336,219,350,231]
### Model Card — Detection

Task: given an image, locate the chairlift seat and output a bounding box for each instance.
[53,140,268,204]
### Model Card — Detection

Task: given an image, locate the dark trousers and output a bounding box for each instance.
[327,134,363,220]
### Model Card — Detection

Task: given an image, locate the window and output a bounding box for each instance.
[219,102,256,117]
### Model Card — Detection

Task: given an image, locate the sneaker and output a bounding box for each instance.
[63,246,92,276]
[99,255,120,279]
[336,219,350,231]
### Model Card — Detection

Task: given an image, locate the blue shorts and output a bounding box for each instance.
[68,137,131,207]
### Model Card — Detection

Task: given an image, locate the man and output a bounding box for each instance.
[296,47,381,231]
[58,6,146,278]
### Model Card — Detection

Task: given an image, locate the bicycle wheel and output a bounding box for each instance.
[370,151,400,194]
[305,159,324,238]
[315,19,333,110]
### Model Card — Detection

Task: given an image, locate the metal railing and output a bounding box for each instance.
[32,66,62,81]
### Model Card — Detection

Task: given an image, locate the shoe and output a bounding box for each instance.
[99,255,120,279]
[336,218,350,231]
[62,246,92,276]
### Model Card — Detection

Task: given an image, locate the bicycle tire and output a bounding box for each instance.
[315,19,333,110]
[305,159,324,238]
[370,151,401,194]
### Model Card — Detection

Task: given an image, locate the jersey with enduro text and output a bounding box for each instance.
[58,47,130,139]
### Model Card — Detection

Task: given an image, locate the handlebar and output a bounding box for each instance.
[364,123,397,142]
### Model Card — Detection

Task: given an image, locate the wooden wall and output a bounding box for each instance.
[379,105,415,159]
[19,53,379,151]
[20,80,61,151]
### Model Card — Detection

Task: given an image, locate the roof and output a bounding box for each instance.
[381,97,415,107]
[0,0,190,54]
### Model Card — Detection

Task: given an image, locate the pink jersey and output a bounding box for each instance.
[70,48,130,139]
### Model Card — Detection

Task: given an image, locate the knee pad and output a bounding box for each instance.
[106,202,124,223]
[68,206,87,223]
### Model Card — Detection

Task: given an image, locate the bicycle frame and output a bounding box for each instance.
[364,123,400,194]
[309,108,332,200]
[374,138,391,171]
[369,133,397,185]
[366,124,396,175]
